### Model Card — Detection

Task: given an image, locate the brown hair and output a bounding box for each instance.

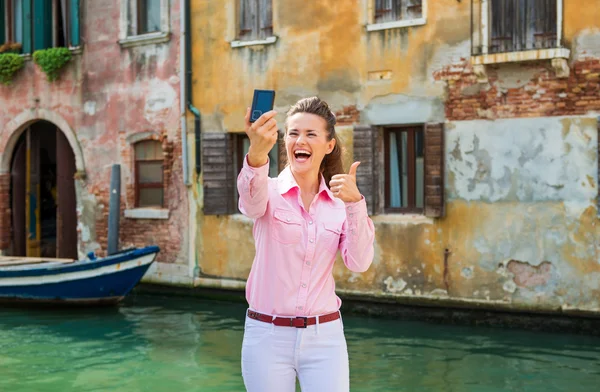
[284,96,344,189]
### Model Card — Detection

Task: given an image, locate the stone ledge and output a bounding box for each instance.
[124,208,169,220]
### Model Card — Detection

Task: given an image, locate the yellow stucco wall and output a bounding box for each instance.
[189,0,600,314]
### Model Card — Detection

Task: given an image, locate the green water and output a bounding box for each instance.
[1,295,599,392]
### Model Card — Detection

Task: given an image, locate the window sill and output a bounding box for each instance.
[18,46,82,61]
[471,47,571,82]
[366,18,426,32]
[124,208,169,220]
[230,36,277,48]
[118,32,170,48]
[371,213,433,225]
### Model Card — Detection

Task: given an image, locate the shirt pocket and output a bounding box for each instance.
[320,221,343,254]
[272,208,303,244]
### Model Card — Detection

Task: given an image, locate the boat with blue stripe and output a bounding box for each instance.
[0,246,159,305]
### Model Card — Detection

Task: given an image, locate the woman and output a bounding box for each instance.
[237,96,375,391]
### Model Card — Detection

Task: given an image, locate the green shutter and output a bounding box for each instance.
[22,0,32,53]
[0,0,5,44]
[70,0,79,47]
[32,0,51,50]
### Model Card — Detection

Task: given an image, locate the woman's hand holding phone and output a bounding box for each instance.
[245,108,278,168]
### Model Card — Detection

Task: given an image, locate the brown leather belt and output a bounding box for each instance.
[247,309,341,328]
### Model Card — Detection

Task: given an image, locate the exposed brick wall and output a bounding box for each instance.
[0,174,10,250]
[94,140,184,262]
[335,105,360,125]
[434,59,600,121]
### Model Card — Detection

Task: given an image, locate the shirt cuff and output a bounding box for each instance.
[243,154,270,173]
[345,195,368,230]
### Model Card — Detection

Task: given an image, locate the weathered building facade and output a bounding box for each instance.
[177,0,600,317]
[0,1,189,267]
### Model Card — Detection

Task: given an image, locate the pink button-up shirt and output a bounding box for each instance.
[237,155,375,317]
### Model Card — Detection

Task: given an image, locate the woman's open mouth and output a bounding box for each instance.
[293,149,312,163]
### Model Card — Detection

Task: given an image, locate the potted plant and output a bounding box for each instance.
[0,43,25,85]
[33,47,72,82]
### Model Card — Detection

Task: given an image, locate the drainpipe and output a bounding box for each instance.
[180,0,190,185]
[185,0,201,176]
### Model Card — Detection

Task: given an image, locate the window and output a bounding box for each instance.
[129,0,161,36]
[353,124,444,217]
[374,0,423,24]
[491,0,557,54]
[119,0,169,47]
[0,0,80,54]
[472,0,564,55]
[134,140,164,208]
[384,127,424,213]
[202,131,282,216]
[238,0,273,41]
[233,133,281,212]
[470,0,568,81]
[234,134,280,178]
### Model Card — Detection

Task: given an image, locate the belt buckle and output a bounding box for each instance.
[291,316,308,328]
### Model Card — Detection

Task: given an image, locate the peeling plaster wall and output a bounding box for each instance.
[191,0,600,314]
[0,1,188,265]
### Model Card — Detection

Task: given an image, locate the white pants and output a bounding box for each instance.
[241,312,349,392]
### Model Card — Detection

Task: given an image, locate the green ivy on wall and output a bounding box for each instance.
[32,47,72,82]
[0,53,25,85]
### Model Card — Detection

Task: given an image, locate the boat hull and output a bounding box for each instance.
[0,247,158,305]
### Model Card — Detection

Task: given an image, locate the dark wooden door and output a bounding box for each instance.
[56,129,77,259]
[10,136,26,257]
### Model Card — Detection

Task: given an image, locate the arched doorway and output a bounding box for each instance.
[10,121,77,259]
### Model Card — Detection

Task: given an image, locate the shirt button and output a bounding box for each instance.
[286,218,291,222]
[298,306,303,310]
[309,221,313,225]
[309,239,314,243]
[302,283,307,288]
[306,261,311,266]
[348,206,352,211]
[349,213,354,217]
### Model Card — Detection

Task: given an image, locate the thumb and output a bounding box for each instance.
[348,161,361,178]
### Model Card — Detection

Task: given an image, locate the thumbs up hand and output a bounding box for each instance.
[329,162,362,203]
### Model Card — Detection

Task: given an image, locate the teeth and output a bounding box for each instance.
[295,150,311,155]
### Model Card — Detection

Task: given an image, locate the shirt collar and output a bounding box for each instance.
[277,166,335,201]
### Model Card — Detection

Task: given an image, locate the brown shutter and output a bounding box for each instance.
[239,0,257,38]
[203,132,235,215]
[424,123,445,218]
[353,126,377,215]
[258,0,272,38]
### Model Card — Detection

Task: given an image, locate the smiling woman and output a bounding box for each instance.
[236,96,376,392]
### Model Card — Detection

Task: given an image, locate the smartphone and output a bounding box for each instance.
[250,89,276,123]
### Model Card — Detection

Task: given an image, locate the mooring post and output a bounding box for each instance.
[107,164,121,255]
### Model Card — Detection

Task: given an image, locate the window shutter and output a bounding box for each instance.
[239,0,256,38]
[22,0,32,53]
[0,0,5,44]
[70,0,80,47]
[424,123,445,218]
[353,126,377,215]
[33,0,52,50]
[258,0,272,39]
[203,132,235,215]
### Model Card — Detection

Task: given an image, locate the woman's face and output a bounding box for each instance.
[285,113,336,177]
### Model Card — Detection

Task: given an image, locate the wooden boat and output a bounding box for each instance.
[0,246,159,305]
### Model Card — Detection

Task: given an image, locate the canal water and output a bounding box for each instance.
[1,295,599,392]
